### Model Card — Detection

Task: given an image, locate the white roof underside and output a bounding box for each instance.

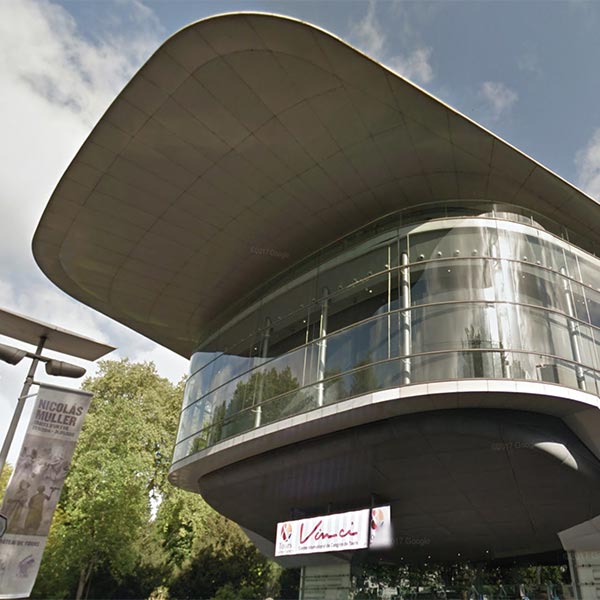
[0,307,114,360]
[33,12,600,358]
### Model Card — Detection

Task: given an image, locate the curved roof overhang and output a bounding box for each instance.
[33,12,600,358]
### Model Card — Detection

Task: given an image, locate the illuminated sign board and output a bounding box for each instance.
[275,505,391,556]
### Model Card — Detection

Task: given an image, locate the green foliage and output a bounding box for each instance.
[32,359,183,599]
[30,359,284,600]
[155,487,280,599]
[0,462,13,504]
[354,561,569,599]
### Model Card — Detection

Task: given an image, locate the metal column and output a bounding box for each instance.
[254,318,271,429]
[316,288,329,407]
[400,253,411,385]
[561,267,586,391]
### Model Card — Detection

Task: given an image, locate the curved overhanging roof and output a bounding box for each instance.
[33,12,600,358]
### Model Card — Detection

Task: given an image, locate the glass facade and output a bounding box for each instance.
[173,203,600,463]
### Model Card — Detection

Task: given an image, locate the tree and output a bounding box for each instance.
[32,359,184,600]
[31,358,287,600]
[155,486,281,599]
[0,462,13,505]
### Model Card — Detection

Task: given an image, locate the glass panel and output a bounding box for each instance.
[410,259,495,306]
[180,215,600,454]
[579,255,600,288]
[326,272,393,335]
[256,274,316,358]
[586,287,600,329]
[189,351,219,377]
[184,359,218,406]
[183,373,202,408]
[261,387,316,425]
[576,323,599,370]
[177,392,219,442]
[509,263,569,314]
[409,226,495,262]
[504,351,538,380]
[411,304,500,355]
[315,237,395,305]
[324,313,392,382]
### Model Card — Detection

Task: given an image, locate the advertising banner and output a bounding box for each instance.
[369,505,393,549]
[0,384,92,599]
[275,505,392,557]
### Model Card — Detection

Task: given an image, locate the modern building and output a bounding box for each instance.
[33,13,600,598]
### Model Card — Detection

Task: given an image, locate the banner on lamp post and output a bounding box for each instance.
[0,384,92,599]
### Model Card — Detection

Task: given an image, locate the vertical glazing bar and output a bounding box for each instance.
[301,316,309,387]
[561,267,586,391]
[387,245,392,359]
[254,317,271,428]
[401,252,411,385]
[316,288,329,407]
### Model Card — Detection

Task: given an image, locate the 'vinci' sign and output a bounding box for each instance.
[275,506,391,556]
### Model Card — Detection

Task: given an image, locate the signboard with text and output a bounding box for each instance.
[275,505,392,557]
[0,384,92,599]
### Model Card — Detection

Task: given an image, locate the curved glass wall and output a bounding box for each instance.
[173,204,600,463]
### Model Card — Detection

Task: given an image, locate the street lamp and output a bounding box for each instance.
[0,307,115,477]
[0,343,27,365]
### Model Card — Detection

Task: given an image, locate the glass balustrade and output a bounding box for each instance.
[173,206,600,464]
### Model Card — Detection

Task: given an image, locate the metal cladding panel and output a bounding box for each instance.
[33,12,600,358]
[195,409,600,563]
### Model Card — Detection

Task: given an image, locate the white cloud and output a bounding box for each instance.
[0,0,190,465]
[386,47,433,84]
[0,0,162,277]
[349,0,434,85]
[349,0,385,58]
[479,81,518,121]
[576,128,600,201]
[517,52,541,76]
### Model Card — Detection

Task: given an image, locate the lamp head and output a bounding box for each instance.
[45,360,86,379]
[0,343,27,365]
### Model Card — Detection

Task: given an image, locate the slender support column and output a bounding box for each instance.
[254,318,271,429]
[0,336,46,477]
[387,245,392,359]
[400,253,411,385]
[316,288,329,407]
[561,267,586,391]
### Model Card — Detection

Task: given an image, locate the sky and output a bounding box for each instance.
[1,0,600,464]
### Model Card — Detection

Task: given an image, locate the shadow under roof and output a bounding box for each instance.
[32,12,600,358]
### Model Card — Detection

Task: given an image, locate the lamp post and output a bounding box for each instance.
[0,308,115,478]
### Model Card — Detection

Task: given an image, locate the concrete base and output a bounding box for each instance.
[560,516,600,600]
[299,563,352,600]
[567,551,600,600]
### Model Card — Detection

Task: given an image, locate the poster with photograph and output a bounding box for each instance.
[0,384,92,599]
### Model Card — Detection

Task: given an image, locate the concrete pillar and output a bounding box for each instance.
[559,516,600,600]
[299,563,352,600]
[567,551,600,600]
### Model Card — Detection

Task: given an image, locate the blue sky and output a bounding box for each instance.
[1,0,600,462]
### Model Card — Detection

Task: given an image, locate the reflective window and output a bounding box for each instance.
[175,212,600,461]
